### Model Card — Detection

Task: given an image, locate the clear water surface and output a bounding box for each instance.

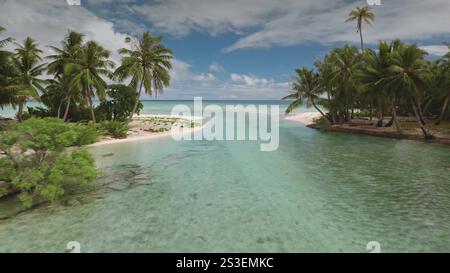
[0,101,449,252]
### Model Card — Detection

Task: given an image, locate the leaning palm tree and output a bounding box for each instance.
[384,44,432,138]
[346,6,375,51]
[10,37,47,122]
[283,67,329,122]
[70,41,114,122]
[114,32,173,120]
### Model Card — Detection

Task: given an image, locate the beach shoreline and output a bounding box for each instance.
[284,112,322,126]
[287,112,450,145]
[87,114,203,147]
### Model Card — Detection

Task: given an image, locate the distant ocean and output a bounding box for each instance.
[1,99,302,118]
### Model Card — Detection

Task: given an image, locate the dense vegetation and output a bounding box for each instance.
[0,28,173,123]
[0,27,173,208]
[284,6,450,139]
[0,118,100,207]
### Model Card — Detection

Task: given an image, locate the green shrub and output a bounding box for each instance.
[0,118,98,207]
[99,121,129,138]
[314,116,331,130]
[73,122,103,146]
[96,84,143,122]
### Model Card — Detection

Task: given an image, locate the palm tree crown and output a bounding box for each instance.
[11,37,47,121]
[114,31,173,119]
[47,30,84,77]
[346,6,375,51]
[283,67,327,120]
[0,26,15,109]
[70,41,114,122]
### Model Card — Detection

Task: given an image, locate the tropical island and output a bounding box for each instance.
[0,27,202,217]
[0,3,450,253]
[283,6,450,144]
[1,4,449,218]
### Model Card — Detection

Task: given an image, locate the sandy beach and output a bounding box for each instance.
[87,115,203,147]
[284,112,322,126]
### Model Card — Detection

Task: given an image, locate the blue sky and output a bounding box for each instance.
[1,0,449,99]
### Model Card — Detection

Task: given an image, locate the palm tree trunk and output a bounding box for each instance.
[63,96,71,122]
[414,97,426,125]
[89,97,96,123]
[435,95,449,125]
[359,22,364,52]
[129,77,144,121]
[311,100,331,123]
[86,86,96,123]
[390,101,402,134]
[410,98,432,139]
[57,100,63,119]
[376,103,384,127]
[369,102,373,122]
[17,100,24,122]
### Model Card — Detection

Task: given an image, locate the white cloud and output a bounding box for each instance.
[129,0,286,37]
[0,0,128,64]
[228,73,290,97]
[192,73,216,85]
[0,0,201,97]
[225,0,450,52]
[121,0,450,52]
[208,62,225,73]
[419,45,449,56]
[230,73,273,87]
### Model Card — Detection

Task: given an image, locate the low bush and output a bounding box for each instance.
[0,117,98,207]
[99,120,129,138]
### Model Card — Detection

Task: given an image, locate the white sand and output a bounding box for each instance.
[284,112,322,126]
[133,114,203,121]
[87,115,203,147]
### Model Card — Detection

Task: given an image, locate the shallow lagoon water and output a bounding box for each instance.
[1,101,450,252]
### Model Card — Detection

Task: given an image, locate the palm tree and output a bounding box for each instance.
[358,42,396,128]
[384,44,432,138]
[46,31,84,121]
[43,65,81,121]
[10,37,47,122]
[47,30,84,77]
[346,6,375,52]
[283,67,329,122]
[328,45,360,121]
[314,59,335,119]
[0,26,14,109]
[432,44,450,125]
[114,32,173,120]
[70,41,114,122]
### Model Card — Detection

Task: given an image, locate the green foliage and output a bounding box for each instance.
[0,118,98,207]
[73,122,104,146]
[96,84,143,121]
[2,117,99,150]
[0,157,16,182]
[99,120,129,138]
[314,116,332,131]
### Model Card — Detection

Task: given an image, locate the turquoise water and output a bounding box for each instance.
[1,101,450,252]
